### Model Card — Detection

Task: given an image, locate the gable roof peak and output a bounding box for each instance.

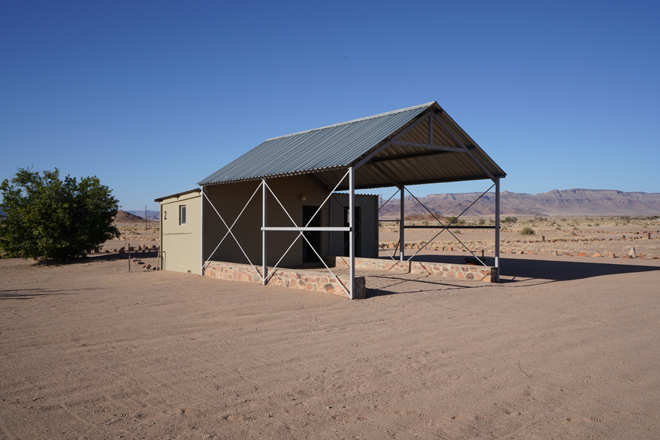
[265,101,438,142]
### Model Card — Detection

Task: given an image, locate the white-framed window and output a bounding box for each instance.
[179,204,187,225]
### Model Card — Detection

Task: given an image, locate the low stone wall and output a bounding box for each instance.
[410,261,494,281]
[333,256,409,273]
[204,261,263,283]
[204,257,493,300]
[204,261,366,299]
[332,256,495,282]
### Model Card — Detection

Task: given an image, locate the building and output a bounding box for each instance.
[156,101,506,299]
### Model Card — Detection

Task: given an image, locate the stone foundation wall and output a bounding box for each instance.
[410,261,494,281]
[331,256,495,282]
[204,257,493,300]
[204,261,366,299]
[333,256,409,273]
[204,261,263,283]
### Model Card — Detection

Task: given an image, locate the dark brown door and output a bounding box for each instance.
[302,206,321,263]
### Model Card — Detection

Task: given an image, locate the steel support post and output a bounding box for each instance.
[399,185,405,261]
[328,197,333,256]
[495,177,501,281]
[262,180,267,285]
[200,186,205,276]
[349,167,356,299]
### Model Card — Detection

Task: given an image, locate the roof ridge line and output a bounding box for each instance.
[265,101,437,141]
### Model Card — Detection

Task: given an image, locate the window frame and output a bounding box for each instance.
[179,204,187,225]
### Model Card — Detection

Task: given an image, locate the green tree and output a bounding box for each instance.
[0,168,120,261]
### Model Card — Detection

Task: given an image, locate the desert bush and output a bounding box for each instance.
[0,168,119,261]
[445,216,465,225]
[520,227,535,235]
[503,216,518,223]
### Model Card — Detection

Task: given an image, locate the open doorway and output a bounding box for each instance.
[302,206,321,263]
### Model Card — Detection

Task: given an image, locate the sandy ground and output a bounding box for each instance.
[379,227,660,260]
[1,254,660,439]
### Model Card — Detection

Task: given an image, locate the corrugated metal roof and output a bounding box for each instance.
[154,188,200,202]
[198,101,506,189]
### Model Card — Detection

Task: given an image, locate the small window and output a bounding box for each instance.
[179,204,186,225]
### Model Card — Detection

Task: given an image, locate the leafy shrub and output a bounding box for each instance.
[0,168,119,261]
[445,217,465,225]
[520,227,535,235]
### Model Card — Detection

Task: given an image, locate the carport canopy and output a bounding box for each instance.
[198,101,505,190]
[198,101,506,299]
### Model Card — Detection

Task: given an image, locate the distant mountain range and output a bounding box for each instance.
[126,210,160,220]
[4,190,658,221]
[379,189,660,218]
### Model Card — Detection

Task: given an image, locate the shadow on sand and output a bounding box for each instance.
[499,257,659,282]
[407,254,659,282]
[0,287,94,300]
[365,255,659,297]
[366,275,490,298]
[38,251,160,265]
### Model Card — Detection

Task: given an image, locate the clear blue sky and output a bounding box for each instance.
[2,0,659,211]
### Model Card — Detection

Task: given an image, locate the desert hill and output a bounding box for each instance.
[114,210,147,223]
[126,210,160,220]
[379,189,660,218]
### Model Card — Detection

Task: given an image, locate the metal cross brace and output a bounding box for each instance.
[202,182,264,279]
[262,170,351,297]
[404,183,495,266]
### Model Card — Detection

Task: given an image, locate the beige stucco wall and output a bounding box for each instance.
[202,175,379,268]
[160,191,202,275]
